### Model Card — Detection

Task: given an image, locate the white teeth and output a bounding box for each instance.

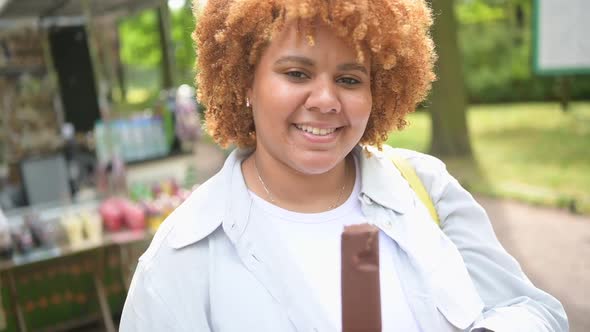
[295,124,337,136]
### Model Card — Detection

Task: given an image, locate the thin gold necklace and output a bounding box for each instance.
[254,158,348,210]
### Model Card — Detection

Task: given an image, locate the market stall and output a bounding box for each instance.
[0,0,201,330]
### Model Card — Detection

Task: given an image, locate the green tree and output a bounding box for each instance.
[171,3,197,84]
[428,0,473,157]
[119,4,196,87]
[119,10,161,69]
[157,3,175,88]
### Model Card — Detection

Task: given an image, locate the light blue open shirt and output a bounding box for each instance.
[120,146,568,332]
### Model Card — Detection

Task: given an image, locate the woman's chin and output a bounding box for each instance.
[288,154,345,175]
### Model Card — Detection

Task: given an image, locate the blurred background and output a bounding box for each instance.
[0,0,588,331]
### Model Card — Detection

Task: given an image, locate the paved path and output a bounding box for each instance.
[477,196,590,332]
[187,143,590,331]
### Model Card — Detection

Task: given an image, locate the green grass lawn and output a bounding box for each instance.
[386,102,590,215]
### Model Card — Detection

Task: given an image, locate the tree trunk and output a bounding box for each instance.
[428,0,473,157]
[157,2,175,89]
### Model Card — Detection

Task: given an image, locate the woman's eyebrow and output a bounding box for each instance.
[274,55,315,67]
[274,56,368,75]
[337,63,368,75]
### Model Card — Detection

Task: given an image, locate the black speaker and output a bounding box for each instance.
[49,25,100,133]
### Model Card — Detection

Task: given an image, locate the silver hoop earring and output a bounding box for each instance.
[246,98,250,108]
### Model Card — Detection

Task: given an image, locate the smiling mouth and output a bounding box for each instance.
[294,124,339,136]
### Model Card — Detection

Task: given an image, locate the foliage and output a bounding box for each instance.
[119,5,196,86]
[119,10,161,68]
[456,0,505,23]
[118,0,590,103]
[455,0,590,103]
[387,102,590,214]
[170,6,197,85]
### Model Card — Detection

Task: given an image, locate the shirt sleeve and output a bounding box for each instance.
[406,152,569,332]
[119,262,181,331]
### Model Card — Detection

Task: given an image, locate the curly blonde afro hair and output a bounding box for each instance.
[193,0,436,148]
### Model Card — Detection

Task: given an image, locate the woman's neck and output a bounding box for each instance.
[242,151,356,213]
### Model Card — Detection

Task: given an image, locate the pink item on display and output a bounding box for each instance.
[100,197,147,232]
[99,198,125,232]
[121,200,146,230]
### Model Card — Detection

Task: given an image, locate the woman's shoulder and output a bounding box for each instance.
[138,171,228,264]
[366,145,449,176]
[140,148,250,265]
[364,145,455,203]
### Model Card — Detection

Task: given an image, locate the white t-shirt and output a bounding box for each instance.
[249,158,420,332]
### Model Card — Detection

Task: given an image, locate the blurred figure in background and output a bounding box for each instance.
[174,84,202,152]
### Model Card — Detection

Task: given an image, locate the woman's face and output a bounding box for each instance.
[248,23,372,175]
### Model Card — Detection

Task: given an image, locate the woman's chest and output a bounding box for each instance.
[205,217,473,332]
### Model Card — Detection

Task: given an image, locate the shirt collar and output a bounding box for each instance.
[168,148,253,249]
[168,145,413,249]
[356,145,412,215]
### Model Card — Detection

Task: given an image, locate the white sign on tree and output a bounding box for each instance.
[534,0,590,75]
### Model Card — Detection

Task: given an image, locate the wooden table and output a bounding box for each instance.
[0,230,151,332]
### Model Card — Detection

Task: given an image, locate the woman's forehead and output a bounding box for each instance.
[266,22,370,66]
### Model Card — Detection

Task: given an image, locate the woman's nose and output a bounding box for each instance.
[304,77,341,114]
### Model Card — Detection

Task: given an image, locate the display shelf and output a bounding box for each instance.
[0,65,46,77]
[0,229,151,272]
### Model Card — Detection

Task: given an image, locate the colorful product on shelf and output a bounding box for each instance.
[144,200,166,233]
[80,212,102,244]
[121,201,146,231]
[0,211,14,259]
[10,224,35,254]
[99,197,146,232]
[27,216,62,249]
[127,177,192,233]
[60,214,84,248]
[94,116,170,164]
[99,198,125,232]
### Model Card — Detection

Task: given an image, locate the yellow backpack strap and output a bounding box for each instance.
[389,153,440,227]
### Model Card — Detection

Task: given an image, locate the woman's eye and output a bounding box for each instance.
[285,71,308,79]
[338,77,361,85]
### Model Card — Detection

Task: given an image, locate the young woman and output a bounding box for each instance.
[120,0,568,331]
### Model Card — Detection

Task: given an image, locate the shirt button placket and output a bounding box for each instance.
[383,219,394,230]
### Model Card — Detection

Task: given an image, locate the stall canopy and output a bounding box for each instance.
[0,0,161,23]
